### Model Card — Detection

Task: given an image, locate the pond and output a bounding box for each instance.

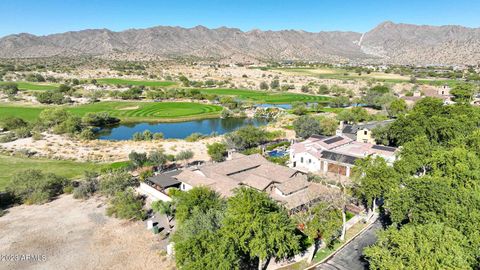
[255,102,321,110]
[96,117,269,140]
[256,103,293,110]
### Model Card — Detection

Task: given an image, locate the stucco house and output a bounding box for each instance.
[289,134,397,177]
[340,120,394,144]
[173,153,338,212]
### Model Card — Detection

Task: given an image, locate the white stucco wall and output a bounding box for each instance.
[180,182,193,192]
[290,151,321,172]
[137,182,172,202]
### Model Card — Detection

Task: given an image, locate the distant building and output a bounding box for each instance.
[339,120,395,144]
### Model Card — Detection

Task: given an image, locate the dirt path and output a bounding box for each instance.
[0,195,175,270]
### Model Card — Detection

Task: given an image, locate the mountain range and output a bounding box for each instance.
[1,21,480,65]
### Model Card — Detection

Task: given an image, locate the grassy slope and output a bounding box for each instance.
[194,88,330,104]
[0,155,113,191]
[0,81,59,91]
[96,78,176,87]
[0,101,223,123]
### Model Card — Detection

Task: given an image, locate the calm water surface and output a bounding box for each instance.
[97,117,269,140]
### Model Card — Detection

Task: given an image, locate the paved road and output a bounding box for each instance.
[316,220,382,270]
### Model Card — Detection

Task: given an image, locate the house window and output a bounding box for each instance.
[308,159,311,164]
[364,130,368,135]
[181,183,185,190]
[301,157,304,163]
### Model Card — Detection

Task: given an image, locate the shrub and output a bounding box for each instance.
[7,169,69,204]
[0,133,16,143]
[152,200,174,217]
[79,128,96,140]
[175,150,194,164]
[1,116,27,130]
[14,127,32,138]
[73,171,99,199]
[52,115,82,135]
[81,112,120,127]
[221,109,234,118]
[35,91,67,104]
[143,130,153,140]
[260,81,269,90]
[99,170,138,197]
[291,102,308,115]
[153,132,164,140]
[1,82,19,95]
[129,151,148,168]
[132,132,145,141]
[207,142,228,162]
[106,189,146,220]
[139,169,154,181]
[32,132,43,141]
[63,185,74,194]
[57,84,71,93]
[37,108,70,129]
[185,132,204,142]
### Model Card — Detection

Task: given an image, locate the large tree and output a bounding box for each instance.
[364,224,474,270]
[172,208,240,270]
[207,142,228,162]
[225,125,269,150]
[450,83,476,103]
[295,202,342,262]
[352,156,397,218]
[174,186,224,224]
[293,115,322,138]
[222,187,300,270]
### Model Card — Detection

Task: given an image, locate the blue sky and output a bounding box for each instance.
[1,0,479,37]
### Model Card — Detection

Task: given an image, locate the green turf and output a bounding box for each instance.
[0,101,223,123]
[97,78,176,87]
[194,88,330,104]
[0,155,114,191]
[0,81,59,91]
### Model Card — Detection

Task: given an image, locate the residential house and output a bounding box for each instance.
[289,135,397,177]
[174,153,338,212]
[340,120,394,144]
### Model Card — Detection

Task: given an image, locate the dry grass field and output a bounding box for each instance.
[0,195,175,270]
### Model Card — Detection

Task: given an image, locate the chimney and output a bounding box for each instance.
[336,121,344,136]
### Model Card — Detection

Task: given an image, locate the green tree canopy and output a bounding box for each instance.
[222,187,300,269]
[207,142,228,162]
[106,189,146,220]
[174,187,224,224]
[450,83,476,103]
[225,125,269,150]
[352,156,397,211]
[293,115,322,138]
[364,223,474,270]
[99,170,138,197]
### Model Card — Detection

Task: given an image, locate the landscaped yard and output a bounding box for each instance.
[0,101,223,123]
[0,154,116,191]
[0,81,59,91]
[195,88,330,104]
[96,78,176,87]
